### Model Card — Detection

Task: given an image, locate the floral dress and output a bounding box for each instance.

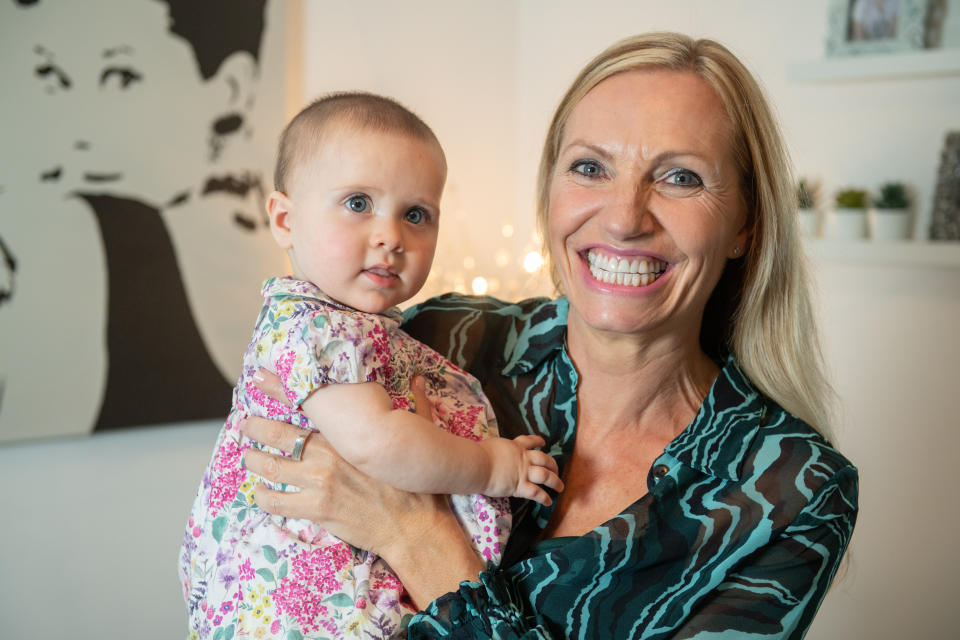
[179,277,510,640]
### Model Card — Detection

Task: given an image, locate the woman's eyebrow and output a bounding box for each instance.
[560,140,614,161]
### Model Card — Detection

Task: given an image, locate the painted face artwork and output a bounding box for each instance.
[0,0,286,440]
[547,70,749,343]
[275,125,446,314]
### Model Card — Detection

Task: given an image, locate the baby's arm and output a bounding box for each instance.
[300,382,563,505]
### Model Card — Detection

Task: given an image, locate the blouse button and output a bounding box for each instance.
[652,464,669,480]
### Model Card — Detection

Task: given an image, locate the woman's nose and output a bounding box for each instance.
[602,182,656,238]
[371,218,403,253]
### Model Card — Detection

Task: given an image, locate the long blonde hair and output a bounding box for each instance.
[537,32,835,439]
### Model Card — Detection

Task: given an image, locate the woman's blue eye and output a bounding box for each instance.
[664,169,703,187]
[346,196,369,212]
[571,160,603,178]
[405,208,425,224]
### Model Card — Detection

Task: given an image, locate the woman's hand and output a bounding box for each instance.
[241,371,486,607]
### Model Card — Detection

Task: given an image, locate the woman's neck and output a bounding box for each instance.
[565,316,719,440]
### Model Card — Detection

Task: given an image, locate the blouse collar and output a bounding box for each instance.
[260,276,404,322]
[503,297,767,482]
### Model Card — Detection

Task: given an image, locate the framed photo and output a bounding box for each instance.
[929,131,960,240]
[827,0,929,55]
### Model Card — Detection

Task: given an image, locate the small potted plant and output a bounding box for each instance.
[870,181,912,240]
[828,187,869,239]
[796,177,821,237]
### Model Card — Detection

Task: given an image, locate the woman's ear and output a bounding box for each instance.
[266,191,294,249]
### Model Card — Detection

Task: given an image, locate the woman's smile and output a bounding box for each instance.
[584,248,669,288]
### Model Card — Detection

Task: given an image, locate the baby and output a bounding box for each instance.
[179,92,561,640]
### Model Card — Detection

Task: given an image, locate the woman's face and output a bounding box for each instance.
[547,70,749,343]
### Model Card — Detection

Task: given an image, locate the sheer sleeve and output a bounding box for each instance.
[668,464,859,640]
[408,570,554,639]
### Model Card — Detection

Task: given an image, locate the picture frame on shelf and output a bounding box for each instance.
[826,0,929,55]
[929,131,960,240]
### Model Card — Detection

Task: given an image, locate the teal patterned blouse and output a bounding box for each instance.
[400,294,858,640]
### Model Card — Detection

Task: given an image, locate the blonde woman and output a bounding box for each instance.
[243,32,858,639]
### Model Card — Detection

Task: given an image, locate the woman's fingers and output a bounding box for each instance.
[244,446,302,487]
[242,415,308,454]
[252,368,294,406]
[252,483,316,520]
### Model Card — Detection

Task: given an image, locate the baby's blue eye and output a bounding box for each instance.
[346,195,370,212]
[405,208,425,224]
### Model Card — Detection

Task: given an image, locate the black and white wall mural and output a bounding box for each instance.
[0,0,291,442]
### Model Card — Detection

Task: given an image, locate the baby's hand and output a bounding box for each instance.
[480,435,563,506]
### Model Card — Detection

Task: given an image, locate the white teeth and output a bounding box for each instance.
[585,249,666,287]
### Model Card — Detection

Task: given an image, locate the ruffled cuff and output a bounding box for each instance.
[407,570,553,639]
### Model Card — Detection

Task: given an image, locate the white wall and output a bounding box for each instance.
[1,2,957,638]
[0,421,218,637]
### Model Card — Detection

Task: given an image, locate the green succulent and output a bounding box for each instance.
[874,182,909,209]
[834,188,868,209]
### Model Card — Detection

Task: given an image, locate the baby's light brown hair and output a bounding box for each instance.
[274,91,444,194]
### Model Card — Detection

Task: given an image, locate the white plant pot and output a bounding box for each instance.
[869,208,912,240]
[826,208,868,240]
[798,208,821,237]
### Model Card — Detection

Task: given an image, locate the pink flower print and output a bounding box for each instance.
[443,406,484,441]
[356,597,367,610]
[208,438,250,516]
[238,558,255,581]
[371,571,404,594]
[270,620,281,635]
[273,350,304,406]
[391,394,412,411]
[272,544,353,633]
[245,380,290,418]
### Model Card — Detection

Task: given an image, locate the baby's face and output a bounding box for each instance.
[283,126,445,313]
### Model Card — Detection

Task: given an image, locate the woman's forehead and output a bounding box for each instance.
[562,71,734,157]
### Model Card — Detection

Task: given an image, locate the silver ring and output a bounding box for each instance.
[291,431,311,461]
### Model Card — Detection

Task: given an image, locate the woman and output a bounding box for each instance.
[243,32,858,638]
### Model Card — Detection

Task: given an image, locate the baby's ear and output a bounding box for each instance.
[266,191,294,249]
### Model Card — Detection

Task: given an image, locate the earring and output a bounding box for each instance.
[733,246,741,256]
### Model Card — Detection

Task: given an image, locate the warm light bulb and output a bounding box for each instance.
[495,251,510,268]
[501,224,514,238]
[463,256,476,270]
[523,251,544,273]
[471,276,488,295]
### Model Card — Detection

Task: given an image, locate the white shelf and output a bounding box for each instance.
[788,48,960,82]
[804,238,960,268]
